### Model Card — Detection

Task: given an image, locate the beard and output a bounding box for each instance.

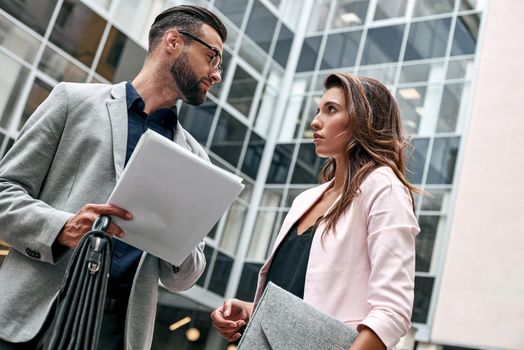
[170,51,206,106]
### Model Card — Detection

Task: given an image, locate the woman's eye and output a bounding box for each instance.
[328,106,336,113]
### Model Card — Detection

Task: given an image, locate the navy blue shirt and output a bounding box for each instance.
[107,82,178,300]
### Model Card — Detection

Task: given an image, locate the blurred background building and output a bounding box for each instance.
[0,0,522,349]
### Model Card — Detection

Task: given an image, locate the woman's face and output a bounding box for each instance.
[310,87,350,158]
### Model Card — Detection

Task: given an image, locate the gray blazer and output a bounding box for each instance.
[0,82,206,348]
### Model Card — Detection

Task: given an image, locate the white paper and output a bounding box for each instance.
[107,130,244,266]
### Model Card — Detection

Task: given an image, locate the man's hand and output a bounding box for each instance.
[210,299,253,342]
[57,204,133,248]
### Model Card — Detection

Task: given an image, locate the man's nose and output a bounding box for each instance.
[210,70,221,84]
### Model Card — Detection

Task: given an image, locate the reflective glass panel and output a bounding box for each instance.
[460,0,487,11]
[404,18,452,61]
[307,0,331,33]
[267,143,295,183]
[397,86,427,134]
[245,0,277,52]
[427,137,460,184]
[208,251,234,295]
[0,0,58,36]
[246,210,279,261]
[331,0,369,29]
[446,58,474,80]
[178,99,217,145]
[273,23,293,67]
[413,276,434,323]
[279,95,306,142]
[406,138,429,185]
[436,83,467,133]
[227,65,258,117]
[286,188,309,207]
[96,27,146,82]
[416,215,443,272]
[113,0,164,45]
[421,188,452,212]
[236,262,263,300]
[241,130,265,180]
[38,45,88,82]
[211,109,248,167]
[451,14,480,56]
[296,35,322,72]
[413,0,455,17]
[373,0,408,20]
[49,0,106,66]
[19,78,53,131]
[358,65,396,85]
[0,13,40,63]
[320,30,361,70]
[291,143,323,184]
[254,81,278,136]
[360,25,404,65]
[400,61,445,84]
[196,245,214,287]
[0,52,30,130]
[214,0,249,27]
[219,202,247,254]
[238,35,268,72]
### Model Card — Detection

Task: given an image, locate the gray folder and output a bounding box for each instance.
[238,282,358,350]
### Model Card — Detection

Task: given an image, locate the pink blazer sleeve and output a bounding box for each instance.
[357,173,420,348]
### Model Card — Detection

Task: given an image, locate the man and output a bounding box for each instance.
[0,5,227,349]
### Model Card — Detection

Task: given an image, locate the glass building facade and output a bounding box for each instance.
[0,0,487,348]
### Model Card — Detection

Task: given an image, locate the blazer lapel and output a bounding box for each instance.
[106,82,128,181]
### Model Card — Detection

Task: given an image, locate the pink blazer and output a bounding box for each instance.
[253,167,420,349]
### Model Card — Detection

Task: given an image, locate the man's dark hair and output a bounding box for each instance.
[148,5,227,53]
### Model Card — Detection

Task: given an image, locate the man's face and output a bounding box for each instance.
[170,24,223,106]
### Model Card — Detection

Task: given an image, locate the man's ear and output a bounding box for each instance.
[163,29,181,54]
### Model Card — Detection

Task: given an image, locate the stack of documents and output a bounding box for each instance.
[107,129,244,266]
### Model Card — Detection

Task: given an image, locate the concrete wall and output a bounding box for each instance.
[430,1,524,349]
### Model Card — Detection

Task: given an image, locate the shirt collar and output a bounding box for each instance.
[125,82,178,129]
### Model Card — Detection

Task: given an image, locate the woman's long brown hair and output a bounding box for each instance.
[318,72,421,235]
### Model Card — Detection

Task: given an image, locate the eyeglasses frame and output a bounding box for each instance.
[178,31,223,73]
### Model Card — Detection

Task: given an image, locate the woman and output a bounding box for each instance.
[211,72,420,349]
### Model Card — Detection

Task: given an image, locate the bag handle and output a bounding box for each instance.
[92,215,111,232]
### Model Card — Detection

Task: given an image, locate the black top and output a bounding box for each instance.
[266,222,316,299]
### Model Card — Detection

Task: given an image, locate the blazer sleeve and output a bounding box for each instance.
[0,83,74,264]
[357,174,420,349]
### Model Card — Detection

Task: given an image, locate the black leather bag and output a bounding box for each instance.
[43,215,113,350]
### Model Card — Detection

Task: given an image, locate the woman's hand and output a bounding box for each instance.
[210,299,253,342]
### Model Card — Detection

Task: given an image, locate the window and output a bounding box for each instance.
[241,130,265,180]
[0,52,30,131]
[19,78,53,132]
[413,276,434,323]
[49,0,106,67]
[427,137,460,184]
[373,0,408,21]
[96,26,146,82]
[227,65,258,117]
[273,23,293,67]
[451,15,481,56]
[404,18,452,61]
[38,45,88,82]
[214,0,249,27]
[210,109,247,167]
[406,138,429,185]
[208,251,234,295]
[320,30,361,69]
[360,25,404,65]
[0,0,58,36]
[244,0,277,52]
[291,143,323,184]
[296,36,322,72]
[0,13,40,64]
[331,0,369,29]
[178,100,217,145]
[267,144,294,183]
[413,0,454,17]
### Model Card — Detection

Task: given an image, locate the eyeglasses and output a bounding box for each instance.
[178,31,222,73]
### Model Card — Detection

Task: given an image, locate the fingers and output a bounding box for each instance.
[83,203,133,220]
